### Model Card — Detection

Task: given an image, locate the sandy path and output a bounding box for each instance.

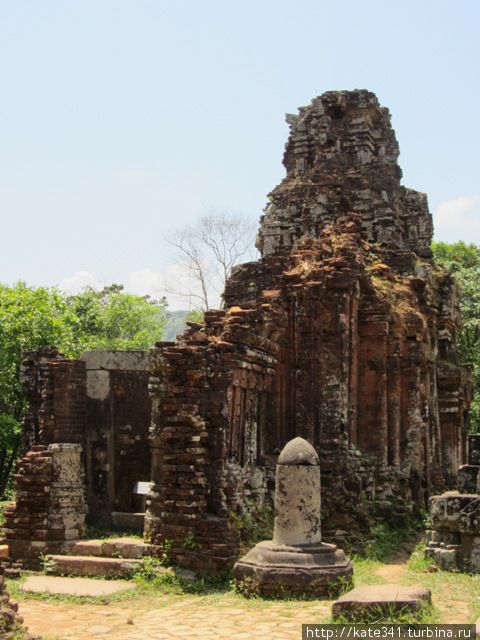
[19,593,331,640]
[17,556,479,638]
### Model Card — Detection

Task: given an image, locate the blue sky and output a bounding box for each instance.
[1,1,479,308]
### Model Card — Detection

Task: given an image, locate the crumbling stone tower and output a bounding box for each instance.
[146,90,471,569]
[257,90,433,258]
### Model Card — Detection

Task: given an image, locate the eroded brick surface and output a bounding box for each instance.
[21,347,86,449]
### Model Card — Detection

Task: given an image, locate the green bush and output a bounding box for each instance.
[362,513,425,562]
[230,501,274,549]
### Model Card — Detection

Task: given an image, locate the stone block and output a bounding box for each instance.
[332,585,432,620]
[60,537,154,559]
[21,575,137,597]
[457,465,480,493]
[469,435,480,466]
[46,554,143,578]
[429,493,480,534]
[81,349,150,372]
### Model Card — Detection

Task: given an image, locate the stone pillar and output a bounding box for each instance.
[273,437,321,546]
[233,437,352,597]
[48,444,86,541]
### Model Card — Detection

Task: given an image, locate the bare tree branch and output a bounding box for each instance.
[165,210,258,310]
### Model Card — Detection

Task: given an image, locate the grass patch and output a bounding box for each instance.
[351,557,386,586]
[362,515,425,562]
[0,500,13,528]
[330,603,439,624]
[132,555,232,596]
[6,575,144,606]
[347,536,480,623]
[405,551,480,623]
[406,540,437,573]
[0,622,34,640]
[84,523,143,540]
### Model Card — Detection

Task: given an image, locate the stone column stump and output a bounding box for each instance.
[233,437,352,597]
[426,435,480,573]
[48,443,86,541]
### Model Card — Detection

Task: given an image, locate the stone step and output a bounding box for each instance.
[22,575,137,597]
[60,537,154,559]
[46,554,143,578]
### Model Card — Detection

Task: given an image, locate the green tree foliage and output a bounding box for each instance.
[0,283,76,496]
[432,241,480,431]
[162,309,205,341]
[66,284,167,351]
[0,282,167,496]
[186,309,204,324]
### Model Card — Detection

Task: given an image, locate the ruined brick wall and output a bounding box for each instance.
[7,350,88,565]
[20,348,87,449]
[3,444,86,567]
[145,310,283,570]
[16,349,152,530]
[146,90,470,568]
[227,217,469,538]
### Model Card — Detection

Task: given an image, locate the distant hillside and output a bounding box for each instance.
[163,310,188,341]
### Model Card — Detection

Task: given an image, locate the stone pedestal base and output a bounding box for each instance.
[426,491,480,573]
[233,540,352,597]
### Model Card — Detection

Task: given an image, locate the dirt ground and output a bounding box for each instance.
[15,557,480,639]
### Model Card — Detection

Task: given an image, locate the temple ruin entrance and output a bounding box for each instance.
[81,350,152,531]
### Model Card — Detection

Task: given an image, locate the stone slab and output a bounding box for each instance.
[61,537,154,559]
[47,554,143,578]
[21,575,137,597]
[81,350,150,372]
[332,584,432,619]
[0,544,9,558]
